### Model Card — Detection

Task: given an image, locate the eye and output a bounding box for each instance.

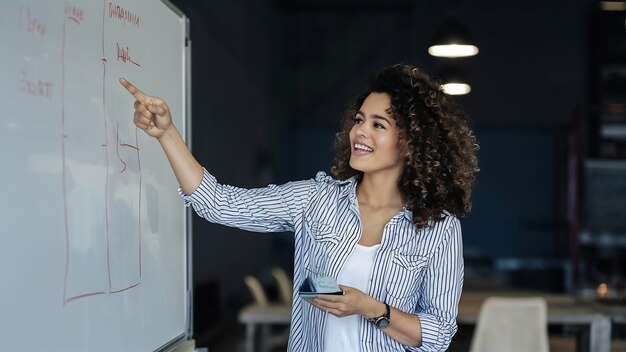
[373,122,386,129]
[353,116,364,124]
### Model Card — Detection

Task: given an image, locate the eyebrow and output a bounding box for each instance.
[357,111,392,125]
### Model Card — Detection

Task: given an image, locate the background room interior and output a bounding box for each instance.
[165,0,625,350]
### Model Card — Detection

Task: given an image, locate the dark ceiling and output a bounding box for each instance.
[171,0,613,127]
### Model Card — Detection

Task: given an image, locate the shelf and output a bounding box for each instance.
[580,231,626,248]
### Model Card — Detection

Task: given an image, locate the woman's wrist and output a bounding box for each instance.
[157,125,179,144]
[362,297,387,319]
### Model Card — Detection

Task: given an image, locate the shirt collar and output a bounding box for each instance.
[336,175,358,201]
[400,206,413,222]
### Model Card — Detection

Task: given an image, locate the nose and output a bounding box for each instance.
[354,122,369,138]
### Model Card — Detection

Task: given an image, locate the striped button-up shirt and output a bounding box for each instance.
[180,169,463,351]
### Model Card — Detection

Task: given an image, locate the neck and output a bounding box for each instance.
[356,172,404,209]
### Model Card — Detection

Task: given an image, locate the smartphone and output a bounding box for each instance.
[298,276,343,298]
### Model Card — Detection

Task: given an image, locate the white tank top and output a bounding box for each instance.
[323,243,380,351]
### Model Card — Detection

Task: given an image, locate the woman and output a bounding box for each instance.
[120,64,479,351]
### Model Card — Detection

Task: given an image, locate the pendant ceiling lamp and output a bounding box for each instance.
[428,20,479,58]
[442,82,471,95]
[439,68,471,96]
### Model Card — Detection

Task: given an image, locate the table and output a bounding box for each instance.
[457,290,612,352]
[238,304,291,352]
[587,300,626,323]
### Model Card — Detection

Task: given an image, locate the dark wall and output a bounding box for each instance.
[170,0,597,338]
[412,1,594,126]
[170,0,277,324]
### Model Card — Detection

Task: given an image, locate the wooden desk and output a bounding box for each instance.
[238,304,291,352]
[457,290,611,352]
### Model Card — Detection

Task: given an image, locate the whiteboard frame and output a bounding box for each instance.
[184,10,194,347]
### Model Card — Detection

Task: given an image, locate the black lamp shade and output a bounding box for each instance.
[428,20,479,58]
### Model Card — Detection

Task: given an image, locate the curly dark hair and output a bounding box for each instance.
[331,64,479,228]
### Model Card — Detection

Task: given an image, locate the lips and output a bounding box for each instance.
[353,142,374,154]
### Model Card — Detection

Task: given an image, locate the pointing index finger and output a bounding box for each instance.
[119,78,147,101]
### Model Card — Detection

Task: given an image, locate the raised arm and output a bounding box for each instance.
[119,78,203,194]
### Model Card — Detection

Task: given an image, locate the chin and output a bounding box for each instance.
[348,159,367,173]
[348,158,359,170]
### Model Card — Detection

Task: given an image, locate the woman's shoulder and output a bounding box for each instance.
[424,211,461,236]
[313,171,354,187]
[304,171,356,201]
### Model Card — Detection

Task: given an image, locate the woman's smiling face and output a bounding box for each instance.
[349,92,404,179]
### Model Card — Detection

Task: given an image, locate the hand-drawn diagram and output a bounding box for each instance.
[61,1,142,305]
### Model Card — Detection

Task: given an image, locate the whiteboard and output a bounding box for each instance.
[0,1,190,351]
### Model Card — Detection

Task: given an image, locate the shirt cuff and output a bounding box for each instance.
[416,313,443,348]
[177,168,214,207]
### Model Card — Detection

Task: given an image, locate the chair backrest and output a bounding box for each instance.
[271,267,293,305]
[244,275,269,307]
[469,296,550,352]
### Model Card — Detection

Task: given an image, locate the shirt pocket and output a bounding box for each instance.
[386,254,428,300]
[304,217,341,276]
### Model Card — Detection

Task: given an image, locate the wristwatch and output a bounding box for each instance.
[368,302,390,329]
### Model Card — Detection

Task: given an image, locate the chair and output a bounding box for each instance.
[271,267,293,306]
[240,275,290,352]
[244,275,269,307]
[469,296,550,352]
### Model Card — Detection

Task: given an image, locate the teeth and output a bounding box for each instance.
[355,143,373,152]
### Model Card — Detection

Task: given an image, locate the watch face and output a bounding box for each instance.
[376,318,390,329]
